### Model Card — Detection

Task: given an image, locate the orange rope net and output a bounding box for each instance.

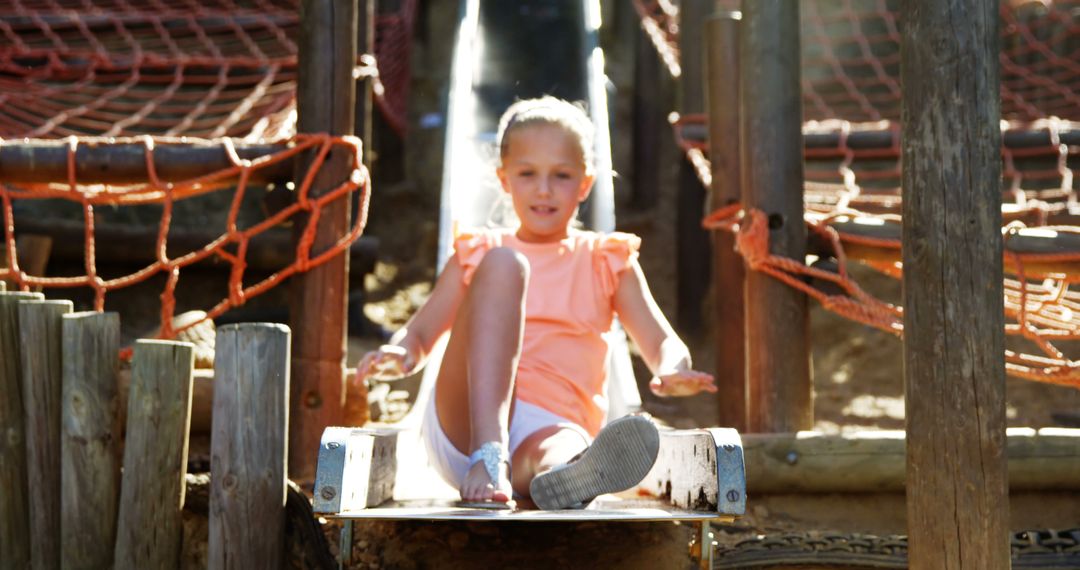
[0,134,370,341]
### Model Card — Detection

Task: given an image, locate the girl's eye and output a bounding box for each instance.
[518,170,535,177]
[555,172,572,180]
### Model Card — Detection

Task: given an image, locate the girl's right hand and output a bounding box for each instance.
[356,344,416,382]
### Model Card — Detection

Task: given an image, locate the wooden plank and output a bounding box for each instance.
[114,340,195,570]
[60,311,120,570]
[209,323,290,570]
[740,0,811,432]
[0,291,43,569]
[312,427,398,514]
[18,299,70,570]
[640,428,745,516]
[705,11,746,431]
[900,1,1009,567]
[290,0,358,481]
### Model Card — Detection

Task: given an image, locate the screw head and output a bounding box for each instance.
[785,451,798,465]
[320,486,337,500]
[726,489,740,502]
[326,441,341,450]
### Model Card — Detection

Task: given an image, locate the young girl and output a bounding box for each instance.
[356,96,716,509]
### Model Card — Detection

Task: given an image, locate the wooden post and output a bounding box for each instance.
[18,299,71,570]
[0,291,43,568]
[631,13,664,210]
[675,0,712,333]
[355,0,374,169]
[901,1,1009,567]
[209,323,290,570]
[114,340,195,569]
[739,0,811,432]
[60,311,120,570]
[290,0,358,481]
[705,12,746,432]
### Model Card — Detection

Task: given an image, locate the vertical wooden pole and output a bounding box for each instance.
[291,0,358,481]
[114,340,195,569]
[209,323,290,570]
[60,311,121,570]
[705,12,746,432]
[355,0,374,170]
[675,0,712,333]
[901,1,1009,568]
[631,16,664,210]
[739,0,811,433]
[0,291,43,569]
[18,298,71,570]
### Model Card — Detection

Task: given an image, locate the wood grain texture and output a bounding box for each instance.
[60,311,121,570]
[0,291,43,569]
[706,12,746,431]
[209,323,291,570]
[290,0,358,481]
[739,0,811,432]
[114,340,195,569]
[18,299,71,570]
[900,1,1009,568]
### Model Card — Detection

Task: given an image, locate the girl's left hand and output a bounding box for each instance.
[649,370,717,397]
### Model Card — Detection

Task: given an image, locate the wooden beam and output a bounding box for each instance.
[0,291,43,569]
[290,0,358,482]
[16,298,68,570]
[739,0,811,432]
[114,340,195,569]
[60,311,121,570]
[311,427,398,514]
[209,323,290,570]
[0,140,292,185]
[640,428,745,516]
[705,11,746,432]
[901,1,1009,567]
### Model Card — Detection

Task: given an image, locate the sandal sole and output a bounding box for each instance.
[529,415,660,510]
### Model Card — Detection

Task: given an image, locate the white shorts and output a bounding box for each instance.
[421,392,591,488]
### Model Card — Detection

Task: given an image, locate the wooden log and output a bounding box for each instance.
[17,299,71,570]
[290,0,358,481]
[0,140,291,185]
[60,311,121,570]
[209,323,290,570]
[114,340,195,569]
[0,291,43,569]
[739,0,811,433]
[705,11,746,432]
[901,1,1009,568]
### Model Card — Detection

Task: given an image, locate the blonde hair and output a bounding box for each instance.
[496,96,595,175]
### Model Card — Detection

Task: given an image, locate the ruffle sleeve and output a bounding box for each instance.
[452,229,498,285]
[595,231,642,297]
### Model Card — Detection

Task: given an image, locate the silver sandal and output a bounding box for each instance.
[462,441,513,509]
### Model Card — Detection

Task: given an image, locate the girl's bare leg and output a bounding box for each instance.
[510,426,589,498]
[434,247,527,501]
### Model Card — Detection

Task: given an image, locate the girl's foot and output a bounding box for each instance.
[528,415,660,510]
[460,442,513,506]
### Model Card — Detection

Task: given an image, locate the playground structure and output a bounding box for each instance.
[1,0,1080,569]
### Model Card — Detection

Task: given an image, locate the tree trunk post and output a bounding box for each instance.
[705,11,746,432]
[291,0,358,481]
[900,1,1009,567]
[17,298,68,570]
[209,323,291,570]
[60,311,121,570]
[0,291,44,568]
[739,0,811,432]
[114,340,195,569]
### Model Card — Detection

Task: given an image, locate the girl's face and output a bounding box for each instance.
[497,124,594,243]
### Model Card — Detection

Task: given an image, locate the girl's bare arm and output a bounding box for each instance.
[613,260,716,397]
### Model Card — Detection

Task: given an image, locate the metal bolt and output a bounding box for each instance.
[786,451,798,465]
[726,489,740,503]
[320,486,337,500]
[326,441,340,450]
[722,444,736,452]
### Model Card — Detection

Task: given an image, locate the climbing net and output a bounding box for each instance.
[640,1,1080,387]
[0,0,418,139]
[0,134,370,340]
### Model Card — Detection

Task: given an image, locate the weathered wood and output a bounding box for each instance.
[742,429,1080,494]
[641,428,745,516]
[60,311,121,570]
[0,291,43,569]
[631,15,665,210]
[0,140,291,184]
[209,323,291,570]
[705,11,746,432]
[355,0,374,167]
[312,427,398,513]
[290,0,358,481]
[740,0,811,432]
[114,340,195,570]
[901,1,1009,567]
[17,299,70,570]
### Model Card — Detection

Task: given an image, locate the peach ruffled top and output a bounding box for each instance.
[452,228,641,436]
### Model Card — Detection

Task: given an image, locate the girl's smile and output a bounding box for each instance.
[497,124,595,243]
